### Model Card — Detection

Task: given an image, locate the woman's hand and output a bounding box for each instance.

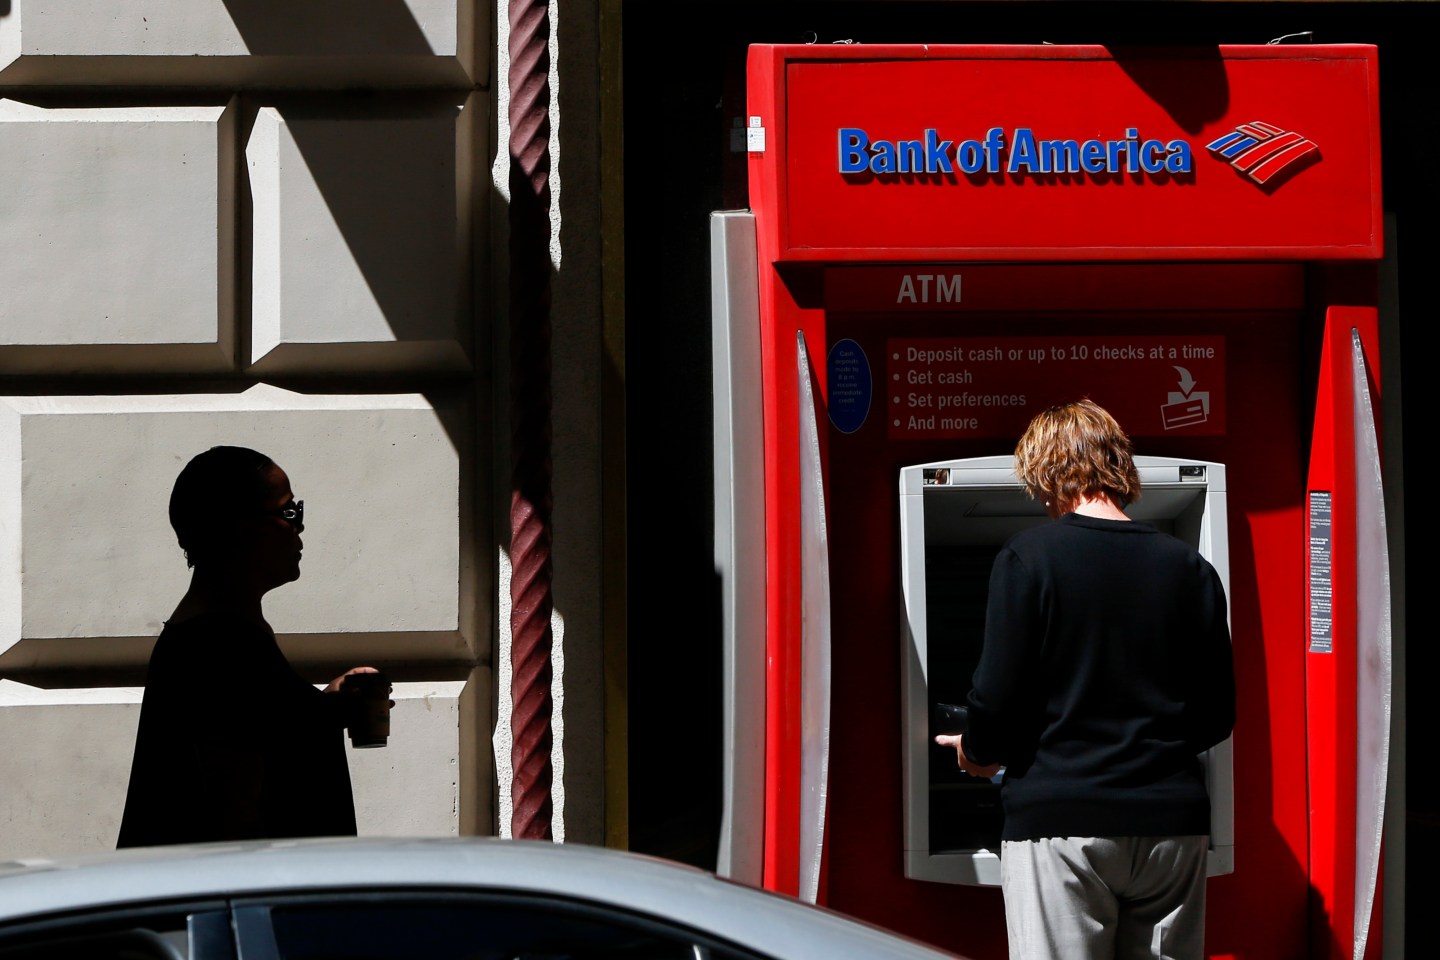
[326,668,394,730]
[325,665,381,693]
[934,733,1002,779]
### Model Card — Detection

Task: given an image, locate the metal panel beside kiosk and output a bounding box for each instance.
[898,455,1233,886]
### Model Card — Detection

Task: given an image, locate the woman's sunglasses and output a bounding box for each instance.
[267,500,304,529]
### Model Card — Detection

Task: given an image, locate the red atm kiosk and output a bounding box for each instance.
[711,45,1391,960]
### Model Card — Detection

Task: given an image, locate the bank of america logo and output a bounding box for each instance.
[1205,121,1320,188]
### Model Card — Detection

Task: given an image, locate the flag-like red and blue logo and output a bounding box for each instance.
[1205,121,1320,188]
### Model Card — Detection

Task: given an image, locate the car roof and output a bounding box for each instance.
[0,837,964,960]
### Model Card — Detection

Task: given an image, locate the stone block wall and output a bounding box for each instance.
[0,102,235,372]
[0,677,480,856]
[0,1,478,87]
[0,1,493,858]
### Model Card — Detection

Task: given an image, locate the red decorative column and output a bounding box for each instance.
[507,0,554,841]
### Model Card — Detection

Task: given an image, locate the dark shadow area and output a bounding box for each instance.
[620,12,729,870]
[1108,45,1229,133]
[260,96,465,357]
[219,0,436,56]
[219,0,475,371]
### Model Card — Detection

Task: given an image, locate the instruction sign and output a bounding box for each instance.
[885,335,1225,439]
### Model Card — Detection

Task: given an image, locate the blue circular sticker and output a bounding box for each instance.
[827,338,872,434]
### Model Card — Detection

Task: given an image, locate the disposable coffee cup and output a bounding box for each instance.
[344,672,391,748]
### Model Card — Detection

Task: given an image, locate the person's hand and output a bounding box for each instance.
[934,734,1002,779]
[327,667,395,732]
[327,668,394,708]
[325,665,381,693]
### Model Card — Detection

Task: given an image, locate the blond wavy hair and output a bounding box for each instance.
[1014,400,1141,513]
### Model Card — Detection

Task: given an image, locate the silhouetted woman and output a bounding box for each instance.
[118,446,376,847]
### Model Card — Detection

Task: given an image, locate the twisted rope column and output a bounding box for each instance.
[507,0,554,841]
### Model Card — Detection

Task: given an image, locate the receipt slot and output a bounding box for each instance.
[898,455,1233,885]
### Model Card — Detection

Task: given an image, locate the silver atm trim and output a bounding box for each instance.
[795,331,833,905]
[1351,328,1392,958]
[899,455,1235,887]
[711,210,766,885]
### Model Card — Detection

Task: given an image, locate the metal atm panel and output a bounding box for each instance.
[899,455,1233,886]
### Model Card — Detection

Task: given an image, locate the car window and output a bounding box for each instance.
[233,897,764,960]
[0,905,232,960]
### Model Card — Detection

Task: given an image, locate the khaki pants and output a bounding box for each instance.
[1000,836,1208,960]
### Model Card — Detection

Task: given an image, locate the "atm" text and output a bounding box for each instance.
[897,273,961,304]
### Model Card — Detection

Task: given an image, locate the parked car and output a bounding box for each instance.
[0,837,968,960]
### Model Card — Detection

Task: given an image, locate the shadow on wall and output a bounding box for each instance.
[219,0,475,363]
[271,102,464,347]
[220,0,435,56]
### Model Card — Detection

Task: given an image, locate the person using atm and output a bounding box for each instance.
[935,400,1235,960]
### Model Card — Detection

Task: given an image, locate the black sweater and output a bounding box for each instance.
[118,613,356,847]
[963,513,1235,841]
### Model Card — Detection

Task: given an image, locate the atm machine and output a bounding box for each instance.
[713,45,1390,960]
[897,455,1233,886]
